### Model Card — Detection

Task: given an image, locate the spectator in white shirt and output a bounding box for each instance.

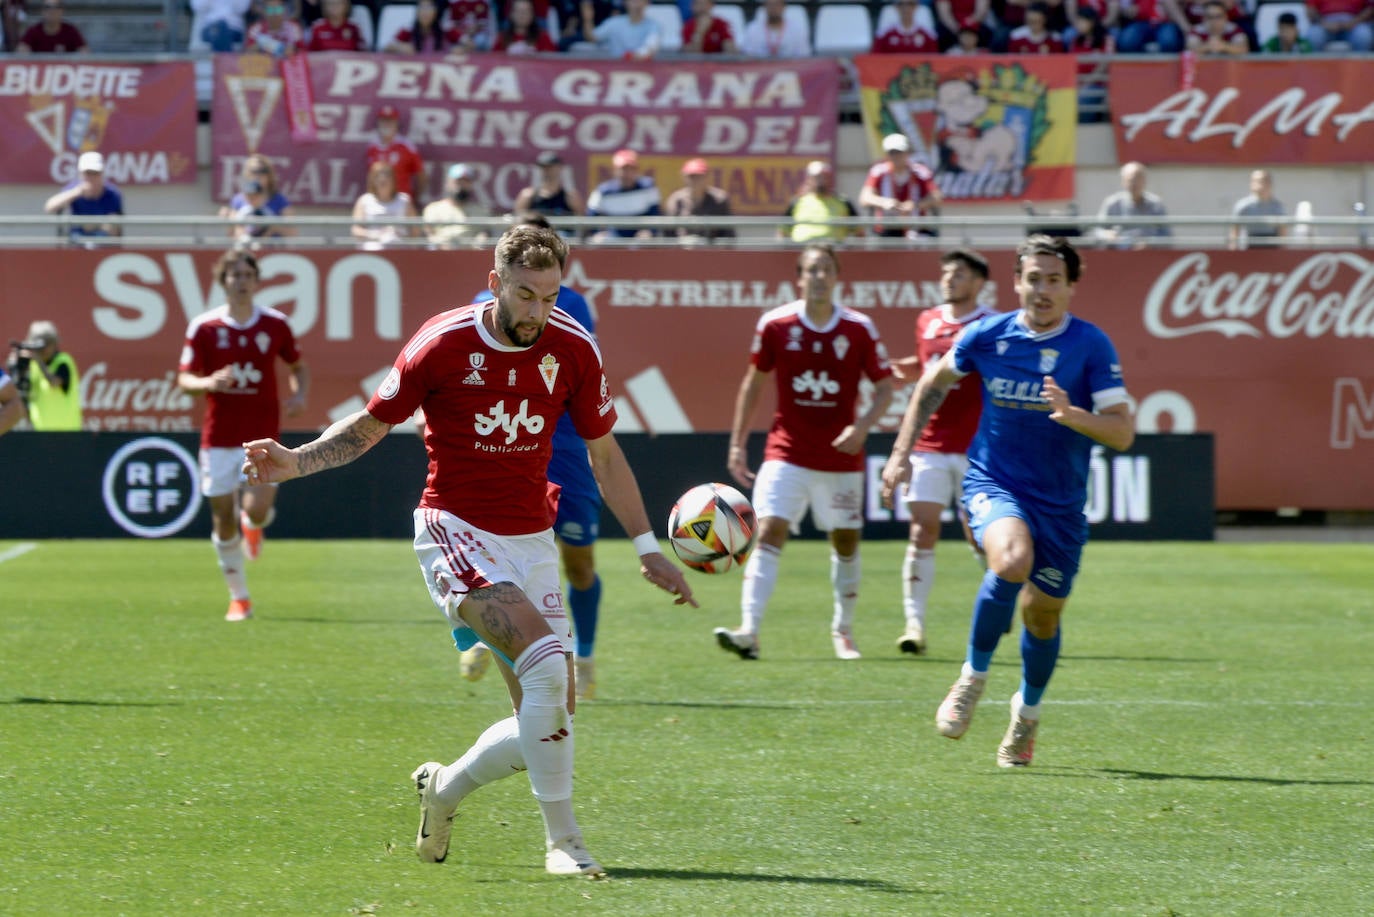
[740,0,810,56]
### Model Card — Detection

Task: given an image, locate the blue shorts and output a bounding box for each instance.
[547,442,601,547]
[963,483,1088,599]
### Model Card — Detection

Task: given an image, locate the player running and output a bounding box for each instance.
[882,235,1134,766]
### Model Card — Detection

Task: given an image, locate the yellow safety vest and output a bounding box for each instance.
[27,351,83,430]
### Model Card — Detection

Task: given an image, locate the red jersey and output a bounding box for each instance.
[179,305,302,449]
[872,23,939,53]
[682,15,734,51]
[912,303,995,454]
[20,22,86,52]
[751,301,893,473]
[863,159,940,233]
[366,302,617,535]
[1189,21,1245,45]
[1006,27,1066,53]
[366,135,425,202]
[446,0,492,41]
[306,19,366,50]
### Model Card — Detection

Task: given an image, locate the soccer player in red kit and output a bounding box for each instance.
[716,243,895,661]
[177,249,309,621]
[242,224,694,878]
[366,105,426,204]
[888,248,994,654]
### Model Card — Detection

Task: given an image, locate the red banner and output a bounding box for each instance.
[280,54,318,144]
[4,247,1372,511]
[210,53,838,211]
[854,54,1077,203]
[1110,58,1374,163]
[0,59,198,184]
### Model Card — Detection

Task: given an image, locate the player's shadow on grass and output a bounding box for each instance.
[601,699,809,711]
[1059,654,1220,664]
[4,696,181,707]
[602,867,912,892]
[1043,766,1374,787]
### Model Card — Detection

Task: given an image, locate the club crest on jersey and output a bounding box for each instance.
[539,354,560,393]
[786,326,804,350]
[833,335,849,360]
[255,331,271,354]
[996,340,1009,355]
[1039,349,1059,374]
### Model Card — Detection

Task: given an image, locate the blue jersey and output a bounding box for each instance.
[952,311,1128,514]
[473,285,595,454]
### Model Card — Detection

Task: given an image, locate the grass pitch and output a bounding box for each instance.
[1,537,1371,915]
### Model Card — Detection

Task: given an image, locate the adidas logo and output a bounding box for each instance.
[463,370,484,386]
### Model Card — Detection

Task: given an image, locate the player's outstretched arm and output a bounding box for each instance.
[586,431,698,608]
[243,409,392,484]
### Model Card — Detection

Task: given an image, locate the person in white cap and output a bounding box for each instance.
[43,151,123,241]
[423,163,491,248]
[859,133,943,240]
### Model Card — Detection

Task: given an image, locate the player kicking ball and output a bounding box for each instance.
[882,235,1134,766]
[243,225,695,876]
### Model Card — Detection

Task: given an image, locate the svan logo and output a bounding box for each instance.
[229,362,263,389]
[474,399,545,444]
[792,370,839,401]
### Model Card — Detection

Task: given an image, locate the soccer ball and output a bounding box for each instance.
[667,483,759,574]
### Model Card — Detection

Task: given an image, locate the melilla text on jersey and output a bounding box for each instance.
[985,376,1054,411]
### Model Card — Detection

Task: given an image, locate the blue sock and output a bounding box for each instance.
[568,575,601,658]
[1019,627,1061,707]
[967,571,1021,673]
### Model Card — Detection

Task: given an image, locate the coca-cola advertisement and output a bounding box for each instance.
[1,247,1370,511]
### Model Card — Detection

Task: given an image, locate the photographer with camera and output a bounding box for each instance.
[6,321,82,430]
[0,367,26,435]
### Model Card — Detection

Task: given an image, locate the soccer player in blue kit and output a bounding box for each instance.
[881,235,1134,767]
[460,214,605,701]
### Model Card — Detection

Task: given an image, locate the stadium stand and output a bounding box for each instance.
[375,3,416,50]
[647,3,685,51]
[812,3,873,54]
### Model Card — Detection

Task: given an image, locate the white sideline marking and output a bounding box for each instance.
[0,542,38,565]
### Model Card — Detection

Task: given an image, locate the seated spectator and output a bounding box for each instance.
[247,0,307,56]
[307,0,367,50]
[1068,0,1122,34]
[1116,0,1188,52]
[740,0,810,56]
[191,0,253,51]
[1069,3,1116,50]
[1262,10,1312,51]
[4,0,27,53]
[873,0,939,52]
[581,0,661,58]
[665,158,736,242]
[1096,160,1172,248]
[945,19,988,50]
[366,105,426,205]
[353,161,417,249]
[1070,6,1115,123]
[934,0,991,49]
[512,150,586,223]
[1007,1,1067,49]
[781,161,859,243]
[220,154,296,243]
[446,0,494,49]
[385,0,466,52]
[993,0,1069,48]
[556,0,615,50]
[424,163,490,248]
[493,0,559,51]
[17,0,88,53]
[44,151,122,241]
[1306,0,1373,51]
[859,134,942,239]
[1229,169,1287,249]
[682,0,736,51]
[586,148,662,241]
[1187,0,1248,52]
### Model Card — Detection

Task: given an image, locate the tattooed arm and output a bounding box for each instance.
[242,409,393,484]
[879,351,961,507]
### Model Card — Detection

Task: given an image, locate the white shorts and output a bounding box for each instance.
[412,507,571,654]
[753,459,863,533]
[901,451,968,508]
[199,446,273,498]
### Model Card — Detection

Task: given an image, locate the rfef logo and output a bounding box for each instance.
[101,437,202,537]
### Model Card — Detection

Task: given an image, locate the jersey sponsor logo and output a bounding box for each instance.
[1039,349,1059,374]
[377,367,401,399]
[474,398,546,445]
[985,376,1045,405]
[833,334,850,360]
[469,352,487,370]
[100,436,202,538]
[792,369,841,403]
[463,370,484,386]
[228,361,263,390]
[538,354,560,394]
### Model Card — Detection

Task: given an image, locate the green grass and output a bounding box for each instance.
[2,538,1371,915]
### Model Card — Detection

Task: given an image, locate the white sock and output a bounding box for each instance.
[739,543,781,633]
[902,547,936,630]
[514,636,573,803]
[962,661,989,680]
[1012,692,1041,721]
[212,534,248,600]
[435,715,524,805]
[830,549,860,634]
[540,797,579,847]
[241,506,276,530]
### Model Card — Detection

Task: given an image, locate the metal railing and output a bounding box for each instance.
[5,211,1372,250]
